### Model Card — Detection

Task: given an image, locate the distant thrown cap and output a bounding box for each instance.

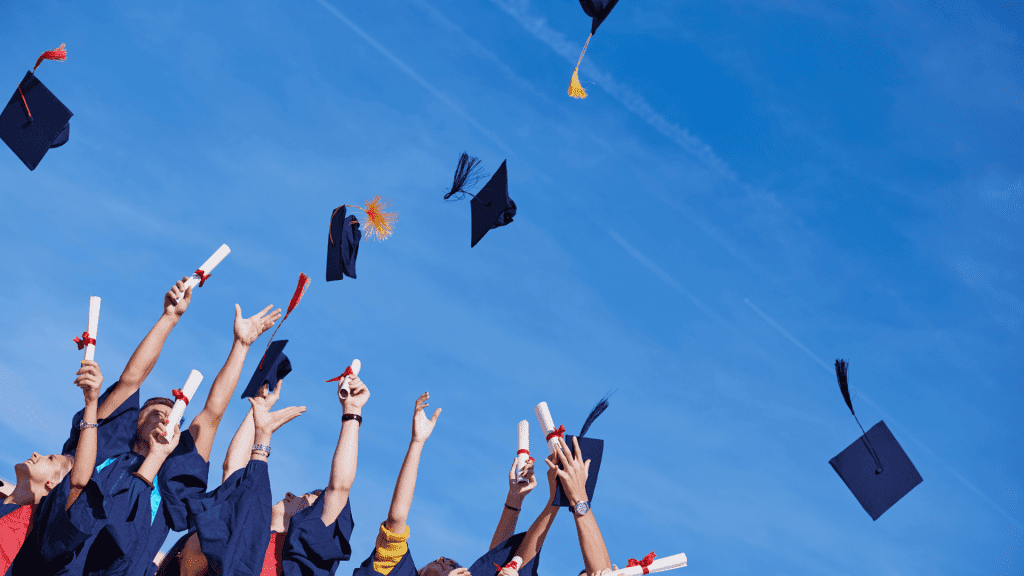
[470,160,516,247]
[241,340,291,399]
[327,206,361,281]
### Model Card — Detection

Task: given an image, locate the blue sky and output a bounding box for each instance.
[1,0,1021,574]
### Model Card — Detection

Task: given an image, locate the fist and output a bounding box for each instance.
[75,360,104,404]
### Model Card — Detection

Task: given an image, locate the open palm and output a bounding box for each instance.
[412,392,442,443]
[234,304,283,346]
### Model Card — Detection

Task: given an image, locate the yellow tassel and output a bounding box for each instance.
[347,196,397,241]
[568,33,593,99]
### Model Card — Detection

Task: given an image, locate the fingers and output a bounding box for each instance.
[430,407,442,423]
[509,457,518,478]
[415,392,429,409]
[572,436,584,461]
[258,383,271,398]
[183,285,193,300]
[248,397,258,411]
[271,379,283,399]
[544,454,559,470]
[272,406,306,427]
[257,304,274,318]
[554,440,571,469]
[584,459,591,479]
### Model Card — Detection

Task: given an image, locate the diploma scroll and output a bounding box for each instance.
[163,370,203,439]
[338,359,361,399]
[83,296,100,361]
[534,402,562,455]
[175,244,231,302]
[606,554,688,576]
[516,420,530,484]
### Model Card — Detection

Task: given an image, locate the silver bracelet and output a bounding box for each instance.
[78,420,99,430]
[252,443,271,455]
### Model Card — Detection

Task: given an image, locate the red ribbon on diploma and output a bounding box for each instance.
[517,449,529,455]
[627,552,657,575]
[545,425,565,442]
[73,332,96,350]
[324,366,354,383]
[171,389,189,406]
[493,559,519,573]
[194,269,211,288]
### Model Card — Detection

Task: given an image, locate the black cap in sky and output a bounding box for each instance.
[241,340,292,399]
[580,0,621,34]
[327,206,361,281]
[1,44,72,171]
[470,160,516,247]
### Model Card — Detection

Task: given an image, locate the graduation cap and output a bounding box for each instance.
[828,360,923,520]
[1,44,72,170]
[552,394,611,507]
[241,340,291,398]
[569,1,621,99]
[445,153,516,247]
[327,206,361,281]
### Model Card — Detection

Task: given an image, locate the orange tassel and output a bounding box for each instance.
[33,43,67,72]
[346,196,397,241]
[568,34,592,99]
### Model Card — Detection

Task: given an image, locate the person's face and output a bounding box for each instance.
[275,491,320,519]
[137,404,172,444]
[420,557,461,576]
[14,452,70,488]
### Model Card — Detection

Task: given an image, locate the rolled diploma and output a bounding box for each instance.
[515,420,530,484]
[534,402,561,455]
[338,359,361,399]
[83,296,101,361]
[606,554,688,576]
[163,370,203,439]
[177,244,231,301]
[508,556,524,570]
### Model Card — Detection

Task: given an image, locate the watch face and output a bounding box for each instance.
[575,501,589,515]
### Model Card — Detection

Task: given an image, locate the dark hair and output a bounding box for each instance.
[142,397,175,411]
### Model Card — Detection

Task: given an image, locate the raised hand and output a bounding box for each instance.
[498,567,520,576]
[508,456,537,500]
[75,360,104,405]
[544,453,561,503]
[164,277,193,318]
[553,436,591,506]
[341,376,370,413]
[411,392,442,443]
[149,421,182,459]
[249,380,306,437]
[233,304,283,346]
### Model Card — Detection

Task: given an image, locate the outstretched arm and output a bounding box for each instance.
[190,304,281,463]
[98,279,191,420]
[321,376,370,526]
[385,392,441,534]
[490,457,537,550]
[512,454,563,565]
[67,361,103,510]
[555,437,611,576]
[222,407,256,483]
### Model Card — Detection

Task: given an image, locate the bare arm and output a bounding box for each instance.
[574,511,612,576]
[67,361,102,510]
[555,437,611,576]
[513,453,564,565]
[385,392,441,534]
[190,304,280,463]
[98,280,191,420]
[490,458,537,550]
[222,407,256,483]
[322,376,370,526]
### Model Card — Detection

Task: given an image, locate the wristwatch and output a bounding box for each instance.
[573,500,590,517]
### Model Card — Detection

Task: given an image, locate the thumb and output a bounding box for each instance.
[248,397,257,410]
[431,408,442,423]
[235,304,242,319]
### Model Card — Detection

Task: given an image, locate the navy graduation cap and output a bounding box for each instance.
[1,44,72,171]
[327,206,361,281]
[569,1,621,98]
[444,153,516,248]
[829,360,923,520]
[241,340,291,398]
[552,395,611,507]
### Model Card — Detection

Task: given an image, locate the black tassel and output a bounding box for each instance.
[835,359,854,416]
[445,152,484,200]
[579,392,613,437]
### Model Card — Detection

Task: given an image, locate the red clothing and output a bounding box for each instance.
[0,504,33,574]
[261,531,287,576]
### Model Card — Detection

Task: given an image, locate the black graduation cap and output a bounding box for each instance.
[327,206,361,281]
[445,153,517,247]
[569,1,621,98]
[241,340,291,399]
[552,395,611,507]
[828,360,923,520]
[2,45,73,171]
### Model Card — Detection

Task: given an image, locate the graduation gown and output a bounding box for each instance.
[5,474,108,576]
[52,431,209,576]
[350,546,417,576]
[467,533,541,576]
[280,493,354,576]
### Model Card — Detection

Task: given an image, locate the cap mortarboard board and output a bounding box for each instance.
[829,359,922,520]
[569,1,621,98]
[327,206,361,281]
[470,160,516,247]
[241,340,291,398]
[2,45,73,170]
[552,434,603,507]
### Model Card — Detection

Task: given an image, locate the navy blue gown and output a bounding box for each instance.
[281,493,355,576]
[467,533,541,576]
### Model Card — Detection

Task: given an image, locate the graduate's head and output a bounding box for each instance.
[137,397,175,444]
[272,489,323,530]
[418,557,465,576]
[13,452,74,495]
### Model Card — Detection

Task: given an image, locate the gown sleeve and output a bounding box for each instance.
[32,475,107,561]
[281,496,355,576]
[186,460,272,576]
[467,533,541,576]
[156,430,211,532]
[62,383,141,462]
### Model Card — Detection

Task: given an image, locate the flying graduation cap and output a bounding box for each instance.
[326,197,397,281]
[241,340,292,398]
[569,1,621,99]
[552,393,612,507]
[445,153,517,247]
[829,360,923,520]
[255,273,310,375]
[1,44,72,170]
